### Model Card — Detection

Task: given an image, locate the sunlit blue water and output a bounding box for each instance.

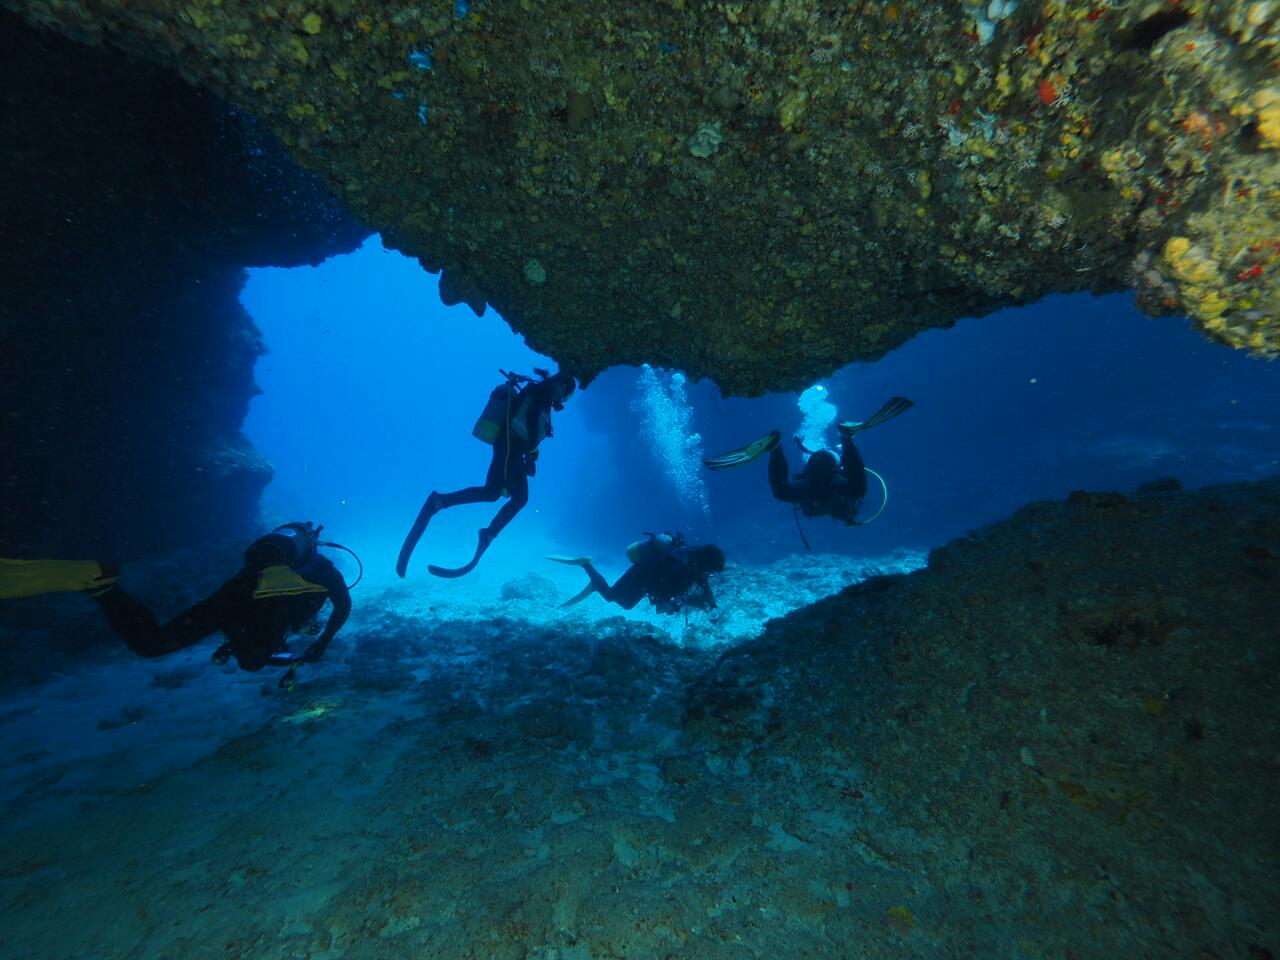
[244,235,1280,573]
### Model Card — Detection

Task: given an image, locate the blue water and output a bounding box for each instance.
[244,235,1279,572]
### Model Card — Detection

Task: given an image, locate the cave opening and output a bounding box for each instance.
[2,6,1279,954]
[241,243,1280,579]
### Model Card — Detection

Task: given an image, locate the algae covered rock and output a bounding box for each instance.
[685,476,1280,955]
[8,0,1280,391]
[499,572,559,604]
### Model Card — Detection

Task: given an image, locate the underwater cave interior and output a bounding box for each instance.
[1,5,1278,960]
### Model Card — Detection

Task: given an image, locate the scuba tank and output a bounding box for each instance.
[244,521,319,568]
[626,532,684,565]
[475,368,566,448]
[244,522,365,588]
[472,381,521,445]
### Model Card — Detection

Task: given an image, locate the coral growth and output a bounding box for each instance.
[6,0,1279,391]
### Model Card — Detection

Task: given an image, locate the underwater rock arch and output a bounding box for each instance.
[5,0,1278,394]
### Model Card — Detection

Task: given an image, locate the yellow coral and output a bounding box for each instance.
[1254,86,1280,148]
[1163,236,1220,285]
[301,12,322,34]
[183,5,213,29]
[1199,291,1229,319]
[779,89,807,131]
[888,905,917,930]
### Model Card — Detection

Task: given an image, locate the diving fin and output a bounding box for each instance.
[702,430,782,470]
[559,584,596,608]
[838,397,914,436]
[0,558,118,600]
[396,492,444,578]
[546,555,593,567]
[427,530,493,579]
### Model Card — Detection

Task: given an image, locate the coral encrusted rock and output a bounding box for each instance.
[685,476,1280,956]
[6,1,1280,392]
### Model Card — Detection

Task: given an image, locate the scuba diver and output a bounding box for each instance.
[0,522,357,679]
[704,397,914,528]
[396,367,576,580]
[549,532,725,619]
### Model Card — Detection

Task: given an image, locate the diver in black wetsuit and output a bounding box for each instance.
[0,522,353,673]
[396,369,576,579]
[551,534,725,619]
[704,396,914,527]
[768,428,869,525]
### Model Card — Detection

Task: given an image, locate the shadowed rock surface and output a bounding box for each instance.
[6,0,1277,392]
[0,12,366,559]
[2,477,1275,957]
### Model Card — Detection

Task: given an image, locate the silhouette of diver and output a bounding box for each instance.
[549,533,725,619]
[0,521,355,674]
[704,397,914,525]
[397,368,576,579]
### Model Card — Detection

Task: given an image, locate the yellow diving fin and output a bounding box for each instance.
[0,558,118,599]
[702,430,781,470]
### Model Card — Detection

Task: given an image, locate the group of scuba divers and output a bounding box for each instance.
[0,365,912,686]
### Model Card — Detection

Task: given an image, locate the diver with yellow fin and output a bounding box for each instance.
[704,396,914,527]
[1,522,357,677]
[396,368,576,579]
[549,532,725,619]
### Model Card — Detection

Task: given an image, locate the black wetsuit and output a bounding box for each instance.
[768,435,868,524]
[437,379,560,539]
[580,551,717,613]
[92,554,351,671]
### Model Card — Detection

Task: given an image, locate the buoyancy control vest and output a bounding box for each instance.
[473,370,561,449]
[242,522,364,598]
[252,564,329,600]
[507,388,552,449]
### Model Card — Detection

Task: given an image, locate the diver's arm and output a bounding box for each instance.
[767,447,804,503]
[301,560,351,662]
[703,577,717,609]
[698,575,719,616]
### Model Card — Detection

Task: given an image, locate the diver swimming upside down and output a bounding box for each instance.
[704,396,914,526]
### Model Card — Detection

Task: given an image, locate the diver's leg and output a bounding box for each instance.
[482,469,529,540]
[93,581,234,658]
[767,447,800,502]
[396,491,448,577]
[594,564,646,610]
[840,437,869,500]
[437,442,509,509]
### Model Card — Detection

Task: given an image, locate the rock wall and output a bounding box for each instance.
[3,478,1275,957]
[685,476,1280,956]
[5,0,1276,393]
[0,12,366,560]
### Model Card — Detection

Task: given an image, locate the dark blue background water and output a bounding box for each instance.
[243,236,1279,574]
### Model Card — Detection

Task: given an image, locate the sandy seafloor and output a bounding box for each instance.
[0,546,924,960]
